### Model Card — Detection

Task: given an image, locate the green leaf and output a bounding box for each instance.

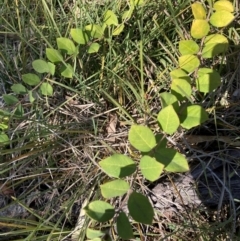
[0,133,9,145]
[196,68,221,93]
[171,78,192,100]
[202,34,228,58]
[99,154,136,178]
[3,94,18,105]
[128,125,156,152]
[122,9,133,20]
[160,92,179,110]
[22,73,40,86]
[40,83,53,96]
[140,155,164,182]
[86,229,105,239]
[128,192,154,225]
[117,212,134,240]
[0,123,8,131]
[100,180,130,198]
[154,148,189,172]
[191,19,210,39]
[157,105,180,135]
[210,10,234,27]
[46,48,63,63]
[112,24,124,36]
[88,43,100,53]
[103,10,118,26]
[214,1,234,12]
[14,103,24,117]
[179,105,208,129]
[85,24,104,38]
[170,69,189,79]
[191,2,207,19]
[57,37,77,55]
[28,90,35,103]
[179,40,199,55]
[84,201,115,222]
[11,84,27,94]
[71,28,89,44]
[47,62,55,75]
[60,64,74,78]
[32,59,50,73]
[179,54,200,73]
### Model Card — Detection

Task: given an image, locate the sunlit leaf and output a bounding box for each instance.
[140,155,164,182]
[84,201,115,222]
[160,92,179,110]
[85,24,104,38]
[191,19,210,39]
[99,154,136,178]
[191,2,207,19]
[202,34,228,58]
[112,24,124,36]
[171,78,192,100]
[179,40,199,55]
[179,105,208,129]
[210,10,234,27]
[60,64,74,78]
[100,180,130,198]
[88,43,100,53]
[57,37,77,55]
[179,54,200,73]
[86,229,105,239]
[154,148,189,172]
[214,1,234,12]
[196,68,221,93]
[103,10,118,26]
[157,105,180,135]
[128,125,156,152]
[71,28,89,44]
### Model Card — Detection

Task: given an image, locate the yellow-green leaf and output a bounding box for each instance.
[112,24,124,36]
[191,19,210,39]
[85,24,104,38]
[140,156,164,182]
[100,180,130,198]
[196,68,221,93]
[128,125,156,152]
[103,10,118,26]
[157,105,180,135]
[191,2,207,19]
[99,154,136,178]
[179,40,199,55]
[155,148,189,172]
[210,10,234,27]
[214,1,234,12]
[84,201,114,222]
[179,105,208,129]
[179,55,200,73]
[171,78,192,100]
[202,34,228,58]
